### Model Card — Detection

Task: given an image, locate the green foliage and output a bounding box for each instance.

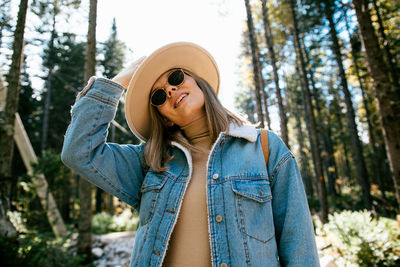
[14,150,74,232]
[92,209,139,234]
[100,18,126,79]
[316,210,400,266]
[0,233,88,267]
[99,18,139,146]
[234,86,256,123]
[44,33,85,151]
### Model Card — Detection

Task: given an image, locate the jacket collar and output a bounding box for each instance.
[171,123,258,151]
[170,123,257,175]
[225,123,258,142]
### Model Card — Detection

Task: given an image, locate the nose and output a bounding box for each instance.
[165,84,177,97]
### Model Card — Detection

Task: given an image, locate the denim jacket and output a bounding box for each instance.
[61,78,320,267]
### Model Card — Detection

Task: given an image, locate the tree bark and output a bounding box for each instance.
[324,0,372,209]
[289,0,328,222]
[294,101,314,199]
[300,33,338,199]
[371,0,399,97]
[244,0,265,128]
[78,0,97,259]
[261,0,289,143]
[95,188,102,213]
[353,0,400,210]
[0,0,29,237]
[344,10,388,201]
[41,4,58,152]
[328,84,353,181]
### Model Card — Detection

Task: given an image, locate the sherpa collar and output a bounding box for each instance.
[171,123,258,149]
[170,123,258,177]
[226,123,258,142]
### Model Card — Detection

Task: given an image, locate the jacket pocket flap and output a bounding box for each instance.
[141,172,168,193]
[232,179,272,203]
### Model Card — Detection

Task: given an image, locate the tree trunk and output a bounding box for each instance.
[326,116,339,196]
[41,8,57,152]
[260,77,272,129]
[353,0,400,210]
[371,0,399,97]
[78,0,97,259]
[244,0,265,128]
[294,102,314,199]
[0,77,17,238]
[324,0,372,209]
[261,0,289,144]
[300,33,338,199]
[62,169,74,222]
[290,0,328,222]
[0,0,29,237]
[344,11,388,201]
[109,194,114,215]
[95,188,102,213]
[328,84,353,181]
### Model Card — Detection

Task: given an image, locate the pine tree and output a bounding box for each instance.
[353,0,400,210]
[289,0,328,222]
[0,0,29,237]
[323,0,372,209]
[244,0,266,128]
[261,0,289,145]
[78,0,97,260]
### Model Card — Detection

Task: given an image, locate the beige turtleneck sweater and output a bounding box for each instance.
[163,116,213,267]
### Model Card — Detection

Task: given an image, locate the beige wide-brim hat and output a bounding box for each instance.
[125,42,220,141]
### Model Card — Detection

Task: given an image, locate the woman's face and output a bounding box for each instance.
[150,69,205,127]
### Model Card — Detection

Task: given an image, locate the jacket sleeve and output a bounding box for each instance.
[61,78,146,210]
[267,132,320,267]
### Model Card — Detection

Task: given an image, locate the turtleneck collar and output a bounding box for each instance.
[181,116,211,146]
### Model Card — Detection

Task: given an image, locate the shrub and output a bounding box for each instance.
[0,233,88,267]
[318,210,400,266]
[92,209,139,234]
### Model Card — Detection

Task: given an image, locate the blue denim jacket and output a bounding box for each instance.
[61,78,320,267]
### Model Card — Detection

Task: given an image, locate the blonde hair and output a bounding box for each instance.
[144,71,247,172]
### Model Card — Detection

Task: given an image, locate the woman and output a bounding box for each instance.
[62,42,319,267]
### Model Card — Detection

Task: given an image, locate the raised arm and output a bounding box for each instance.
[61,58,147,210]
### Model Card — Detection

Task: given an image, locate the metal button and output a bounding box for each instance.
[220,263,227,267]
[216,215,223,223]
[212,173,219,180]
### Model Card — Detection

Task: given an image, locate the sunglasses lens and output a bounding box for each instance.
[151,89,167,106]
[168,70,184,86]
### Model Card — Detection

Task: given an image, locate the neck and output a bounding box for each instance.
[181,116,211,146]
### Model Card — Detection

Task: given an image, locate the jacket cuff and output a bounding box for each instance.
[75,77,124,106]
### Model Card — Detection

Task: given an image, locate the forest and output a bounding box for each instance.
[0,0,399,266]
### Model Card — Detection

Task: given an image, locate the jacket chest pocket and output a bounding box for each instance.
[139,172,167,226]
[232,179,275,243]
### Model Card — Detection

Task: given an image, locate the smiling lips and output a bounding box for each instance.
[174,93,188,108]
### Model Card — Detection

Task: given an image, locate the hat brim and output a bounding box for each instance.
[125,42,220,141]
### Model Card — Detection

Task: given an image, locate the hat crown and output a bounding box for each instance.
[125,42,220,141]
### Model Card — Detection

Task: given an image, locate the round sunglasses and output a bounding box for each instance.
[150,69,186,106]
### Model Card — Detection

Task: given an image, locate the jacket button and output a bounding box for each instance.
[212,173,219,180]
[216,215,223,222]
[220,263,227,267]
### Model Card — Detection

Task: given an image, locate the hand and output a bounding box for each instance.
[112,56,146,89]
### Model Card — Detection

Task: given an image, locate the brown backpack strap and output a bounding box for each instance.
[260,129,269,167]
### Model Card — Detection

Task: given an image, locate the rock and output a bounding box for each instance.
[320,255,337,267]
[0,218,17,237]
[93,231,135,266]
[92,247,104,258]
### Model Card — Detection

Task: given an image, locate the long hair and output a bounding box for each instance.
[144,71,248,172]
